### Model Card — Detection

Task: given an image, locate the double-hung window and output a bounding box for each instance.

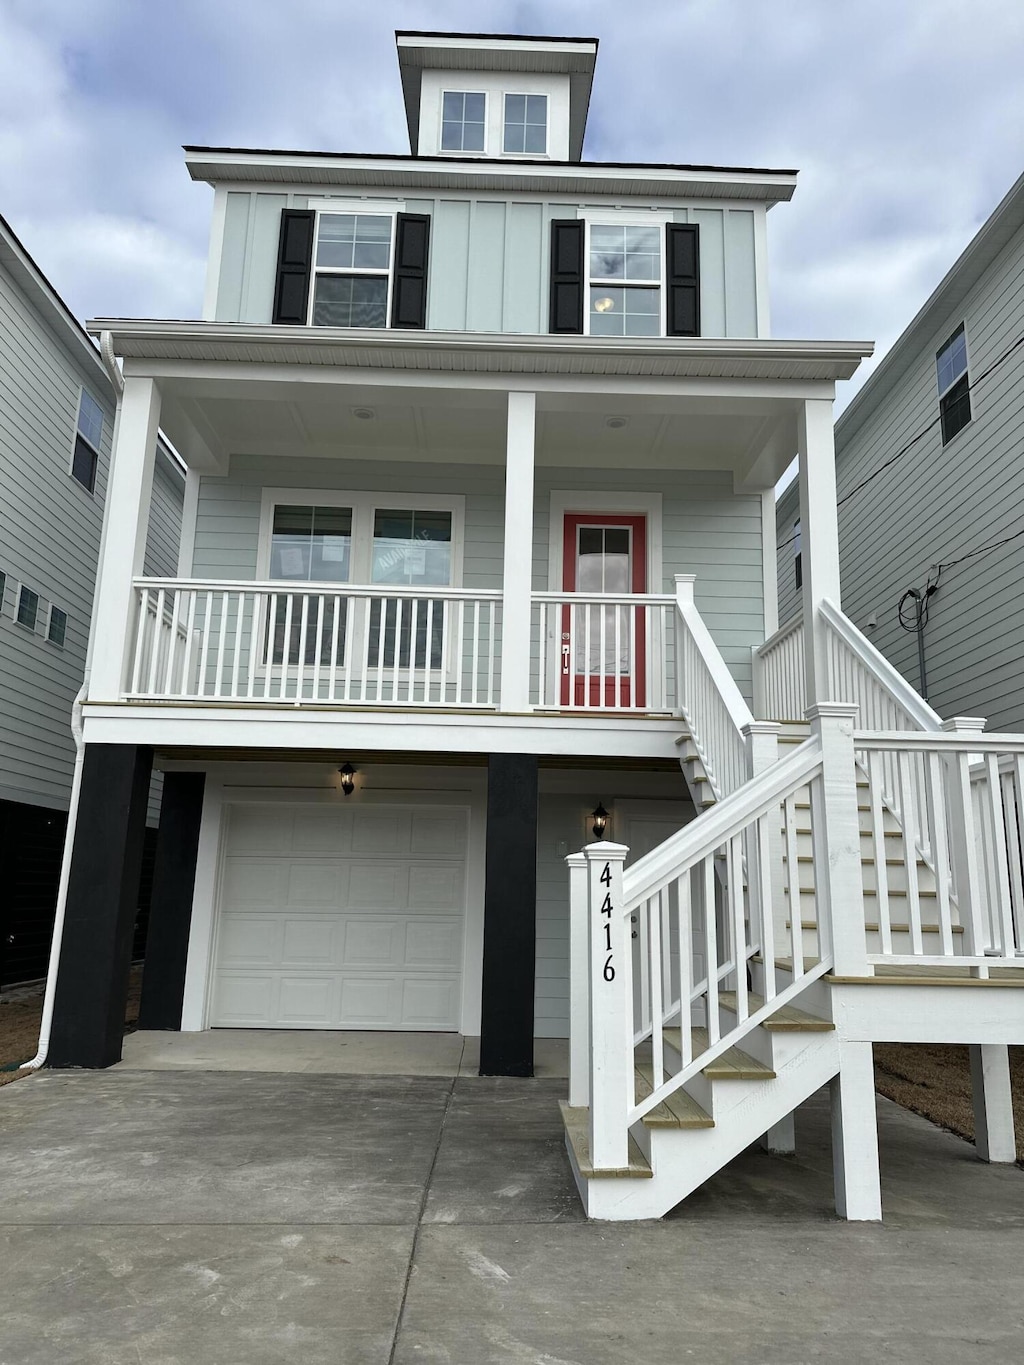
[370,509,453,669]
[72,389,104,492]
[587,224,663,337]
[268,505,352,665]
[311,212,394,328]
[503,94,547,154]
[441,91,486,152]
[936,324,971,444]
[47,606,67,648]
[17,586,38,630]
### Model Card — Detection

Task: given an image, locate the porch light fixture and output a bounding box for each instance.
[591,802,609,839]
[339,763,356,796]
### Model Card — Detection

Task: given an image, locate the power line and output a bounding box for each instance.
[931,519,1024,575]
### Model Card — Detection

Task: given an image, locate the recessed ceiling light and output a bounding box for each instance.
[605,415,629,430]
[352,406,376,421]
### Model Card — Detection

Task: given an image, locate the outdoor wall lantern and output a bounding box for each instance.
[591,802,609,839]
[339,763,356,796]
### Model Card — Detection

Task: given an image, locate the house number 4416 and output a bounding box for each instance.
[599,862,615,982]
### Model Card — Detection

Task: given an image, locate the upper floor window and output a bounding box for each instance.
[588,225,663,337]
[936,324,971,444]
[441,91,486,153]
[503,94,547,154]
[312,213,393,328]
[72,389,104,492]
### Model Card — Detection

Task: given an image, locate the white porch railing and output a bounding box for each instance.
[675,576,753,799]
[531,592,676,712]
[859,731,1024,970]
[753,613,804,721]
[125,578,502,706]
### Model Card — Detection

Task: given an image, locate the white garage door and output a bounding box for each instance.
[209,803,468,1030]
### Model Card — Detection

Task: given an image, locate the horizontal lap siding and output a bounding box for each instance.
[833,223,1024,730]
[775,481,801,626]
[0,262,113,810]
[216,188,761,339]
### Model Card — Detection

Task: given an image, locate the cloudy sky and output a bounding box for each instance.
[2,0,1024,410]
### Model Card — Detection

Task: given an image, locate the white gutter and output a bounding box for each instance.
[23,330,123,1070]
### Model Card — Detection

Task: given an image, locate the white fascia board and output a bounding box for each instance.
[183,149,798,204]
[396,33,598,63]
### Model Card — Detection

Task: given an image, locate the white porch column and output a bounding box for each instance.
[501,391,536,712]
[969,1044,1017,1163]
[830,1040,882,1220]
[88,376,162,700]
[797,397,842,709]
[584,840,631,1170]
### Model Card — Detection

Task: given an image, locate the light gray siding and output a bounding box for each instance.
[144,454,186,578]
[193,459,763,702]
[779,218,1024,730]
[0,259,114,811]
[775,479,801,627]
[213,187,763,339]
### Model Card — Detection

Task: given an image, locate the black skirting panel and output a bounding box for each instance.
[479,753,539,1077]
[138,772,206,1031]
[48,744,153,1069]
[0,799,66,989]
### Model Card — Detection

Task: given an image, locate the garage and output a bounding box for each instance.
[209,802,468,1030]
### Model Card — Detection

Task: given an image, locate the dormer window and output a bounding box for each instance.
[441,92,486,153]
[503,94,547,155]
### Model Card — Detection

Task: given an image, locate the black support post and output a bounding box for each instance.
[49,744,153,1068]
[479,753,538,1076]
[137,772,206,1031]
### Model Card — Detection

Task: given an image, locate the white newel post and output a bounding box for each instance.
[87,376,162,701]
[808,703,868,977]
[566,852,590,1108]
[501,391,536,712]
[797,398,842,710]
[584,841,631,1170]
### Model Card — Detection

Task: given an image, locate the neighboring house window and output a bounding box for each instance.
[793,518,802,590]
[17,586,38,630]
[503,94,547,154]
[47,606,68,648]
[936,324,971,444]
[549,219,699,337]
[72,390,104,492]
[0,569,6,615]
[441,91,486,152]
[273,208,430,330]
[311,213,394,328]
[588,224,662,337]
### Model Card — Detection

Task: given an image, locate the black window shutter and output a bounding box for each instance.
[273,209,315,325]
[391,213,430,329]
[666,224,700,337]
[549,219,584,334]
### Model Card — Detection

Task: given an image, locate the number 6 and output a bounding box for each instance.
[603,956,615,982]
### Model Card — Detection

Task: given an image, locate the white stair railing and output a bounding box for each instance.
[754,613,805,721]
[570,728,843,1169]
[125,578,502,707]
[675,575,754,799]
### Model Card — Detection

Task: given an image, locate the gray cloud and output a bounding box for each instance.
[2,0,1023,410]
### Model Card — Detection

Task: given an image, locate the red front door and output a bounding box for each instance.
[560,513,647,707]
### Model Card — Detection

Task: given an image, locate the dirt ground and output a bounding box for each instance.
[1,980,1022,1162]
[0,967,142,1087]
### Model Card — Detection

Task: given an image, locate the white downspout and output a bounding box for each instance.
[22,332,124,1070]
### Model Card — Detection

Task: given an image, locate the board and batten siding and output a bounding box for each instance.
[778,218,1024,731]
[0,259,114,811]
[212,188,763,338]
[192,459,763,703]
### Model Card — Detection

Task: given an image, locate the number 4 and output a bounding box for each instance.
[600,863,612,886]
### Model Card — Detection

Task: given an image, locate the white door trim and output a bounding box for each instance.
[546,490,663,592]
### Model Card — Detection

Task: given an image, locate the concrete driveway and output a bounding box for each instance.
[0,1064,1022,1363]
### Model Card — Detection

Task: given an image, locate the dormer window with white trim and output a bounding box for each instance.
[312,212,394,328]
[440,91,486,152]
[503,93,547,154]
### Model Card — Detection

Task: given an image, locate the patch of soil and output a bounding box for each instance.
[874,1042,1024,1163]
[0,966,143,1087]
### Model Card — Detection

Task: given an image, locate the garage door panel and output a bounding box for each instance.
[404,920,462,968]
[286,860,347,908]
[278,975,335,1026]
[347,862,409,908]
[352,810,411,855]
[212,803,467,1031]
[410,812,468,856]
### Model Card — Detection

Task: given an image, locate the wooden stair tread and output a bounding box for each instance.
[559,1102,653,1178]
[718,991,834,1032]
[664,1027,775,1080]
[634,1067,714,1128]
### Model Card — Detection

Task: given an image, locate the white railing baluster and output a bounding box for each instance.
[649,892,664,1088]
[181,591,198,697]
[783,794,803,976]
[312,593,325,701]
[164,587,183,695]
[926,749,954,956]
[331,595,343,702]
[703,856,719,1043]
[231,591,244,699]
[131,587,150,695]
[867,750,893,957]
[146,588,165,695]
[295,593,310,704]
[425,597,436,705]
[212,591,228,699]
[675,874,693,1064]
[984,752,1016,957]
[196,591,213,699]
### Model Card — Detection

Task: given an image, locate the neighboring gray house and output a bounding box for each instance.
[0,213,185,986]
[777,170,1024,730]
